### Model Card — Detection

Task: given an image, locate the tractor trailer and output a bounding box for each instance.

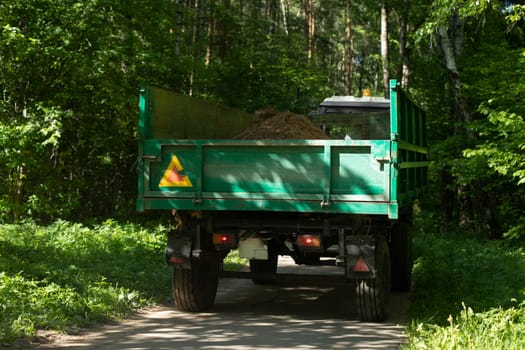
[136,80,428,321]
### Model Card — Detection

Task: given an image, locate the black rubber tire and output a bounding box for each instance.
[250,243,278,284]
[390,220,413,292]
[356,238,391,322]
[172,258,220,312]
[295,252,321,265]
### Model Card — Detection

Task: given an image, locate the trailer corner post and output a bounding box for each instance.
[321,143,332,208]
[389,79,399,139]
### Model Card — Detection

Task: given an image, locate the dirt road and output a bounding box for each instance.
[31,257,410,349]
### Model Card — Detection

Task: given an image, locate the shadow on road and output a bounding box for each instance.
[35,257,409,350]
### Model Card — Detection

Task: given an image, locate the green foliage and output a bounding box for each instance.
[0,220,247,343]
[0,0,337,223]
[410,0,525,238]
[223,249,249,272]
[405,302,525,350]
[411,231,525,319]
[0,104,77,221]
[459,43,525,238]
[464,108,525,186]
[0,220,170,342]
[405,226,525,348]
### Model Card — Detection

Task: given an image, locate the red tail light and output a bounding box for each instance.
[213,233,237,248]
[296,235,321,248]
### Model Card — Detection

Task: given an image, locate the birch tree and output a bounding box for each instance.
[416,0,508,236]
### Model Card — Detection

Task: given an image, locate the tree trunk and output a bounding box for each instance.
[205,0,216,66]
[380,0,389,98]
[303,0,316,63]
[218,0,230,61]
[438,16,500,236]
[474,180,503,239]
[440,168,454,232]
[174,3,183,57]
[280,0,289,36]
[397,0,410,88]
[439,25,470,127]
[439,22,472,228]
[266,0,278,35]
[189,0,200,95]
[345,2,353,95]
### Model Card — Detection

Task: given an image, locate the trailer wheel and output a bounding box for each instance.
[250,243,278,284]
[295,252,321,265]
[172,258,220,312]
[356,238,391,322]
[390,220,413,292]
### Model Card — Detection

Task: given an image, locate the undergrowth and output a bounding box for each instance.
[0,220,170,342]
[0,220,247,343]
[404,227,525,349]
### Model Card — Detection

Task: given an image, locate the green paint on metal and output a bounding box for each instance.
[142,85,252,140]
[137,81,428,219]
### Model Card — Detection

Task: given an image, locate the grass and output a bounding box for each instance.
[403,226,525,349]
[0,219,173,342]
[0,219,248,343]
[406,303,525,349]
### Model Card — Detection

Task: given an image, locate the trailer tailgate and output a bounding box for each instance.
[137,139,398,217]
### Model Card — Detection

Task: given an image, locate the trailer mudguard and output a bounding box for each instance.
[345,235,376,279]
[166,229,192,269]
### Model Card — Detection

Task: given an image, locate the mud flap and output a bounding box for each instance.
[166,229,192,269]
[239,237,268,260]
[345,235,376,280]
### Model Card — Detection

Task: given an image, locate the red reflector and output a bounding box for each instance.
[213,233,237,246]
[353,257,370,272]
[168,256,188,265]
[296,235,321,247]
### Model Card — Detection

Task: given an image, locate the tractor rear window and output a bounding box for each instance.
[310,111,390,140]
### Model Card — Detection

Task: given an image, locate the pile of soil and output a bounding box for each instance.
[234,106,328,140]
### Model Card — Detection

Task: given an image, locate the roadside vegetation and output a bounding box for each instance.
[403,215,525,349]
[0,220,246,343]
[0,220,169,342]
[0,220,247,343]
[2,217,524,347]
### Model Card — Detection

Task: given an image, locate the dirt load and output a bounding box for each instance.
[235,106,328,139]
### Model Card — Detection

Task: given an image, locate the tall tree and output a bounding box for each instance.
[345,1,354,95]
[380,0,389,97]
[395,0,410,87]
[414,0,523,237]
[303,0,316,63]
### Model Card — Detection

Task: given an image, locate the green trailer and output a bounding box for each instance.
[137,80,428,321]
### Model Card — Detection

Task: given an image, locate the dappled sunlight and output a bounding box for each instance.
[41,301,406,350]
[40,257,409,349]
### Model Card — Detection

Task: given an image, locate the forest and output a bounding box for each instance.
[0,0,524,240]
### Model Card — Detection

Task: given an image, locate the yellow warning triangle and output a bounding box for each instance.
[158,156,193,187]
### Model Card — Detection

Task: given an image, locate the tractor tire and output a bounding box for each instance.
[390,220,413,292]
[356,237,391,322]
[295,252,321,265]
[172,258,220,312]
